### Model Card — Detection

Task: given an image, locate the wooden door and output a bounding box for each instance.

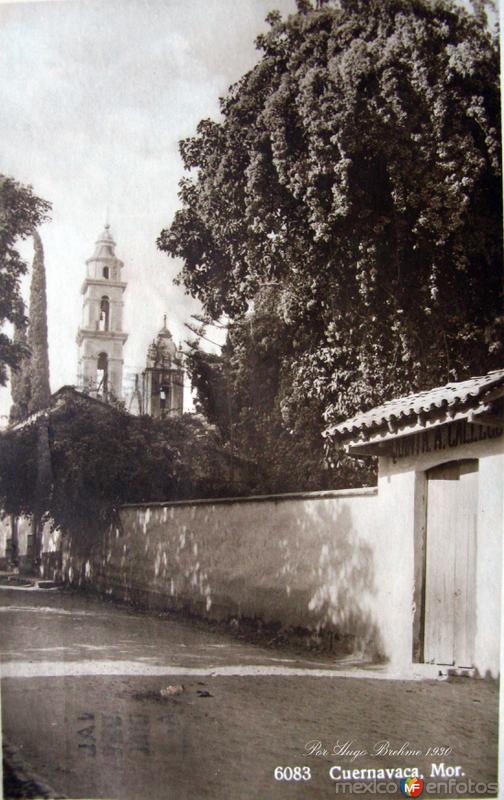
[424,460,478,667]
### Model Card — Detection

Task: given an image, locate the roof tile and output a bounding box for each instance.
[325,368,504,439]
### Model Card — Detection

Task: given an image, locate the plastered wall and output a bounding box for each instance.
[3,425,501,676]
[60,489,406,662]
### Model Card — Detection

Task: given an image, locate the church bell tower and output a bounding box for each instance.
[142,316,184,417]
[76,224,128,401]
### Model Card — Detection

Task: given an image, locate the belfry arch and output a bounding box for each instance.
[96,352,109,397]
[99,296,110,331]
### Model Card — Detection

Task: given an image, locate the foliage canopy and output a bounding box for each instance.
[0,394,243,550]
[0,176,51,386]
[10,232,51,423]
[159,0,502,434]
[186,290,374,492]
[27,231,51,414]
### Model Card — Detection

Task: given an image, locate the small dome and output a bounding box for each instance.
[89,223,118,261]
[157,331,177,359]
[97,223,115,245]
[145,316,178,367]
[157,316,177,353]
[158,314,173,337]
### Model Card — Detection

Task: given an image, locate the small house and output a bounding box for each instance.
[325,369,504,677]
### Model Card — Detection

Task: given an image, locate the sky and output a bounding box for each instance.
[0,0,296,419]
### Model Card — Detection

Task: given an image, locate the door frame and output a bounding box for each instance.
[412,459,478,667]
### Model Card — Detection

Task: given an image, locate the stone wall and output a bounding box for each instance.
[60,488,388,659]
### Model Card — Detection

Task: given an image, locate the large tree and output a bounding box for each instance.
[0,176,51,387]
[159,0,502,435]
[27,230,51,414]
[9,231,51,423]
[186,288,373,491]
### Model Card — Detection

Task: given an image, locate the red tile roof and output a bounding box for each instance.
[325,368,504,441]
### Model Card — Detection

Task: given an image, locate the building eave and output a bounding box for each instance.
[325,369,504,456]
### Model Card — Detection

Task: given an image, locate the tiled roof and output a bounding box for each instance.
[325,368,504,440]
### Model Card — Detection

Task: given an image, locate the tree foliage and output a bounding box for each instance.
[27,231,51,414]
[0,394,244,550]
[9,302,31,423]
[9,231,52,423]
[0,176,51,386]
[159,0,502,436]
[186,289,375,492]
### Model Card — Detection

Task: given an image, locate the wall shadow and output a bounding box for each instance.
[56,495,385,662]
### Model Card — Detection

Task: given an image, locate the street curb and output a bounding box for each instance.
[3,740,67,799]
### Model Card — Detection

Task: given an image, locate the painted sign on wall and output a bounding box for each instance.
[391,420,502,463]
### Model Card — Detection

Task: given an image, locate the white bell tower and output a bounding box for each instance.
[76,224,128,401]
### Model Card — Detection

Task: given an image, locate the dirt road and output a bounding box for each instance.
[0,586,498,799]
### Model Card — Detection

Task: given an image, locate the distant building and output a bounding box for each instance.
[76,225,128,401]
[131,316,184,417]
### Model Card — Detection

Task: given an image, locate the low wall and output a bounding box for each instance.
[60,488,396,659]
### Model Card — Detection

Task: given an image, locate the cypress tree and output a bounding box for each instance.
[27,230,50,414]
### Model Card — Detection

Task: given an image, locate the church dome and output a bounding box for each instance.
[98,223,115,244]
[158,317,176,344]
[146,316,178,367]
[91,224,116,260]
[84,222,124,281]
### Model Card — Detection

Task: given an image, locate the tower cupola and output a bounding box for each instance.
[142,315,184,417]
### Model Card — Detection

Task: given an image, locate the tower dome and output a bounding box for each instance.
[146,315,178,367]
[85,223,123,281]
[90,223,116,259]
[142,315,184,417]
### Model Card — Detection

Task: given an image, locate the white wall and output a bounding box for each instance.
[62,489,408,662]
[3,420,500,676]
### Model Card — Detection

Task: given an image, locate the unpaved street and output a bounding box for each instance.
[0,586,498,799]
